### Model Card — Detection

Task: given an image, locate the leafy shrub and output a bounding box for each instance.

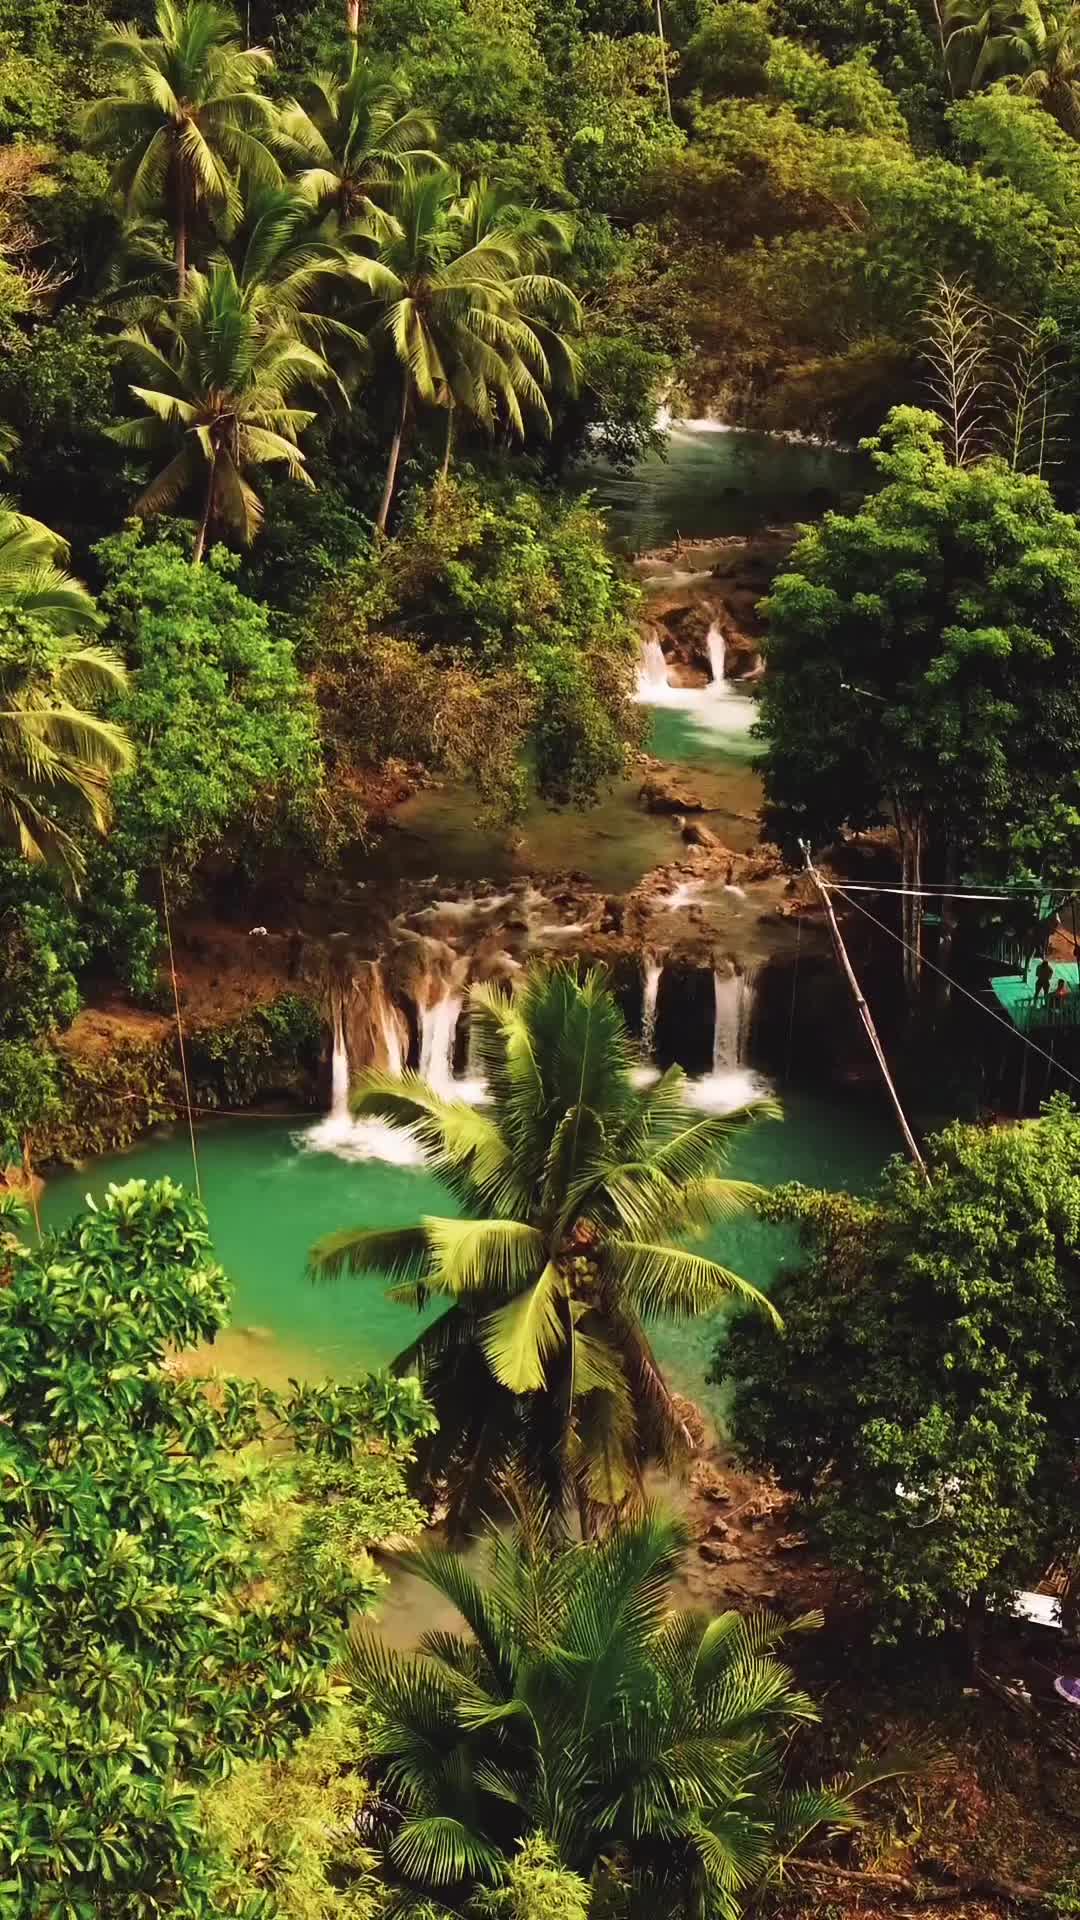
[97,526,323,887]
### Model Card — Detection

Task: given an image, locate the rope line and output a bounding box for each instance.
[826,882,1062,903]
[784,915,801,1085]
[827,884,1080,1098]
[159,866,202,1199]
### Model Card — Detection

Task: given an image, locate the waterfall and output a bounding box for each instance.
[303,988,423,1166]
[706,622,726,686]
[712,969,743,1073]
[378,999,405,1077]
[684,968,768,1115]
[419,990,463,1099]
[635,636,670,700]
[635,619,754,739]
[642,955,662,1059]
[329,1004,350,1120]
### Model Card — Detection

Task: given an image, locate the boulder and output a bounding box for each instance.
[639,775,705,815]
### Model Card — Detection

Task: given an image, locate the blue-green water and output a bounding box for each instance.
[41,1087,896,1413]
[576,421,869,552]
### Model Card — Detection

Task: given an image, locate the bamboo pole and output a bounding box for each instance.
[800,842,930,1182]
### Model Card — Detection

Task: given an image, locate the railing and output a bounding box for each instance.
[1011,992,1080,1032]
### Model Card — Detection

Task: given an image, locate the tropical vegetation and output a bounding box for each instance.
[724,1096,1080,1639]
[311,965,778,1532]
[0,1175,435,1915]
[5,0,1080,1909]
[347,1497,898,1914]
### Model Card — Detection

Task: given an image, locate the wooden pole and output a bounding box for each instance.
[800,842,930,1183]
[656,0,673,121]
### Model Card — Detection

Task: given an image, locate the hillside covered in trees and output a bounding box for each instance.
[4,0,1080,1916]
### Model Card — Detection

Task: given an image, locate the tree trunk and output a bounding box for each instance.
[345,0,360,31]
[896,806,924,1005]
[937,838,958,1009]
[376,379,410,534]
[930,0,954,95]
[439,406,454,483]
[192,461,215,564]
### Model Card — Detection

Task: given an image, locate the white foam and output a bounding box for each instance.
[684,1069,771,1114]
[300,1111,427,1166]
[634,622,757,739]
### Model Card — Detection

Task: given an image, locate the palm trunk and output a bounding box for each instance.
[192,461,215,565]
[376,379,410,534]
[345,0,360,30]
[175,213,187,295]
[439,406,454,483]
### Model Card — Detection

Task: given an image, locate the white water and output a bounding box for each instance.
[685,968,770,1114]
[302,1008,424,1166]
[419,988,487,1105]
[419,991,462,1098]
[642,955,662,1059]
[657,877,704,912]
[378,1000,405,1077]
[636,636,670,699]
[633,623,756,740]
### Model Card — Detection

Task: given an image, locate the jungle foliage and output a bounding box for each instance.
[723,1097,1080,1638]
[0,1175,435,1917]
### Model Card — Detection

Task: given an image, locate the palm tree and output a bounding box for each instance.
[226,182,370,366]
[310,965,778,1534]
[109,258,339,561]
[277,47,438,227]
[0,503,133,876]
[348,1501,898,1914]
[1007,2,1080,131]
[346,168,582,530]
[82,0,280,293]
[943,0,1032,88]
[944,0,1080,124]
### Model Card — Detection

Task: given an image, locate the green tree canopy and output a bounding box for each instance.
[0,1174,436,1917]
[109,257,340,560]
[97,525,321,885]
[348,166,581,528]
[757,406,1080,988]
[725,1095,1080,1639]
[309,474,643,818]
[0,502,133,878]
[348,1499,893,1913]
[310,964,778,1533]
[82,0,280,291]
[278,44,439,223]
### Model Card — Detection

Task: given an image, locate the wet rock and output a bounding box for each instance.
[639,775,705,815]
[677,818,721,851]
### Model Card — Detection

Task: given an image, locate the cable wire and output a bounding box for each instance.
[827,884,1080,1097]
[160,867,202,1199]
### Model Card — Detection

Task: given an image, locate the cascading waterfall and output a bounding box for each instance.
[706,623,726,687]
[712,969,742,1073]
[683,967,769,1114]
[329,1003,350,1121]
[636,635,670,699]
[378,999,405,1078]
[418,990,463,1099]
[634,618,755,740]
[642,955,662,1058]
[304,985,422,1166]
